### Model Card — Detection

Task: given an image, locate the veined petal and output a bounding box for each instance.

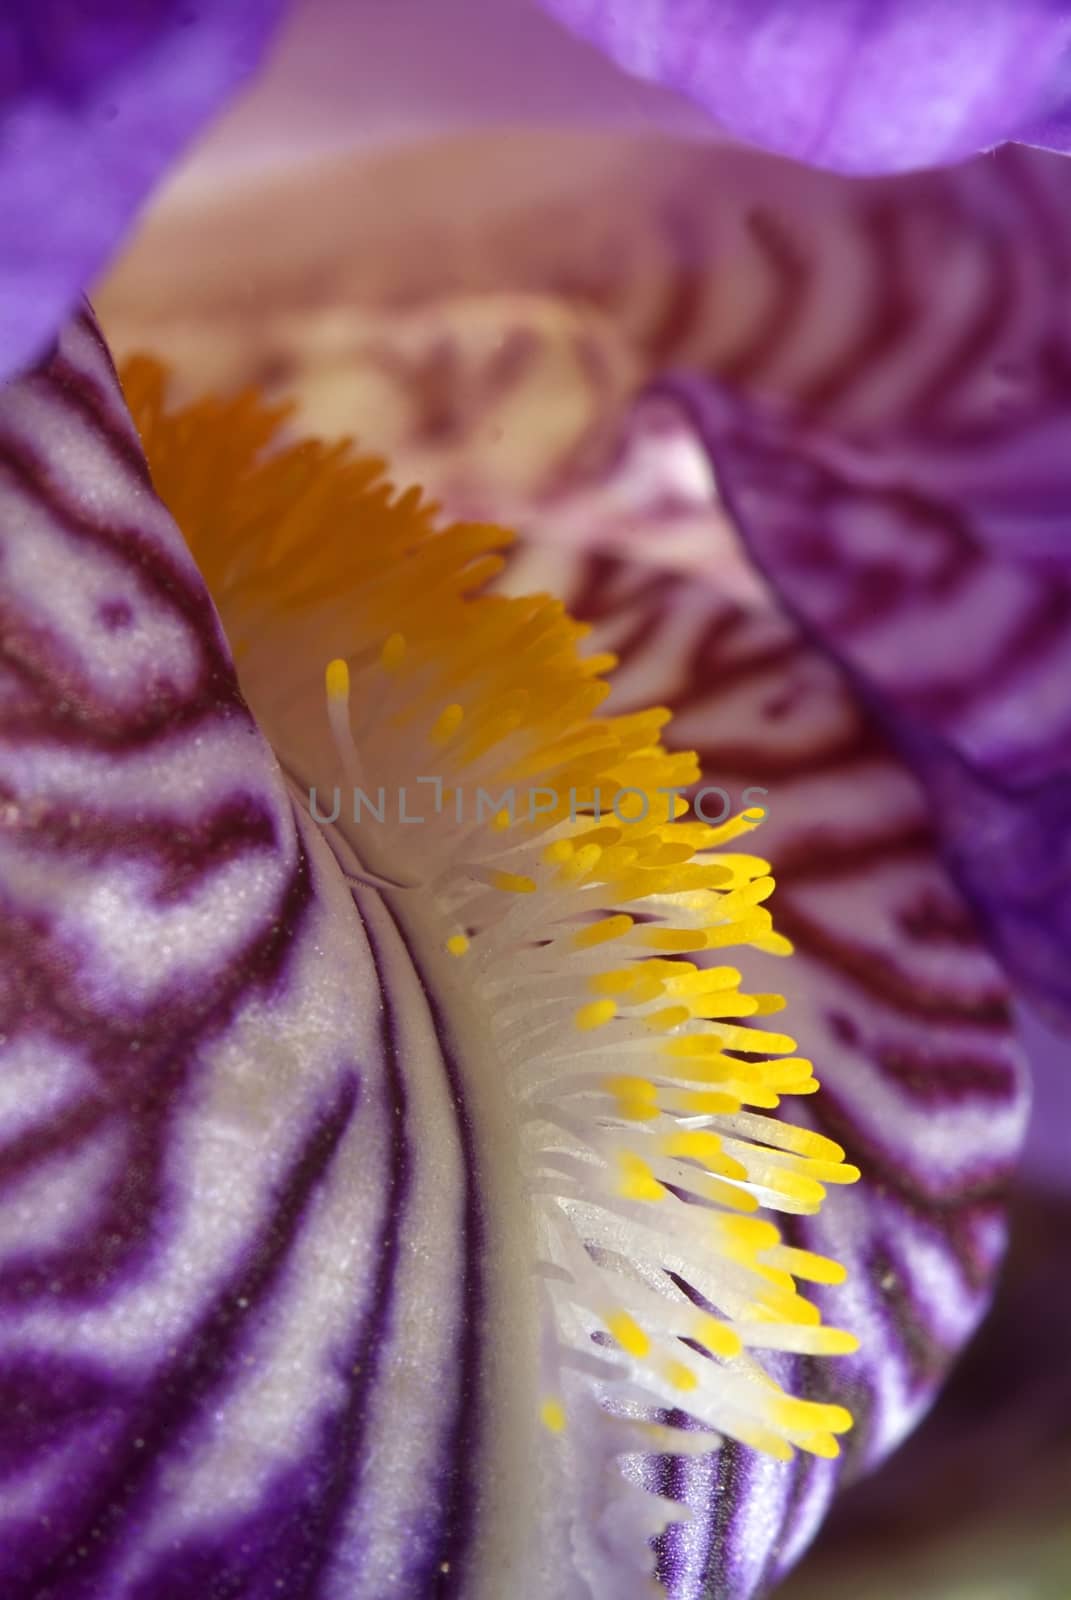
[500,401,1029,1598]
[537,0,1071,174]
[0,312,430,1592]
[118,271,1027,1589]
[0,1,282,382]
[674,374,1071,1032]
[657,148,1071,1028]
[92,136,1035,1592]
[0,312,879,1597]
[778,1188,1071,1598]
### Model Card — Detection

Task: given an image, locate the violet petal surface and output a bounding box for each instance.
[537,0,1071,173]
[0,1,282,382]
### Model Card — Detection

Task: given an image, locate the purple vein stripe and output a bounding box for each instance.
[0,310,457,1597]
[2,1075,361,1597]
[369,892,486,1600]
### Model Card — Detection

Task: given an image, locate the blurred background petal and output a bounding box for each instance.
[0,0,282,381]
[538,0,1071,174]
[175,0,715,194]
[775,920,1071,1600]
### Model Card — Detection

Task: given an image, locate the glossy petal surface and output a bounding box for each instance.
[0,1,281,382]
[538,0,1071,173]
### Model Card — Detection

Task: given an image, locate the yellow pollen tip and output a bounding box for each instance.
[660,1130,724,1164]
[325,658,350,702]
[638,928,712,953]
[588,970,638,996]
[617,1152,665,1202]
[693,1315,743,1358]
[540,1399,567,1434]
[767,1247,848,1286]
[380,632,407,671]
[806,1328,861,1355]
[606,1311,650,1358]
[490,871,536,894]
[664,1359,699,1392]
[445,934,469,957]
[573,914,633,950]
[802,1431,842,1459]
[642,1005,692,1032]
[603,1074,655,1097]
[575,999,616,1031]
[771,1397,853,1436]
[432,703,464,745]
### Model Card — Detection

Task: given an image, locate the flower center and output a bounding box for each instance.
[122,356,860,1483]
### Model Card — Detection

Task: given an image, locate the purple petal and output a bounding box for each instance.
[323,301,1028,1580]
[5,308,902,1600]
[0,314,478,1596]
[537,0,1071,174]
[0,0,282,382]
[91,137,1036,1592]
[656,146,1071,1027]
[499,400,1028,1597]
[1018,1004,1071,1190]
[134,130,1071,1031]
[779,1187,1071,1597]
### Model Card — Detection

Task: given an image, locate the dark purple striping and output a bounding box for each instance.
[647,1407,716,1597]
[0,316,492,1597]
[0,406,246,750]
[545,517,1024,1594]
[905,225,1018,431]
[372,894,486,1600]
[795,204,918,421]
[0,1073,361,1598]
[774,895,1012,1028]
[623,151,1064,447]
[576,560,688,670]
[904,581,1071,722]
[103,901,416,1600]
[32,348,153,491]
[869,1042,1021,1105]
[804,1079,1009,1214]
[686,727,884,783]
[856,1236,961,1388]
[0,789,280,903]
[660,1440,750,1600]
[0,1351,133,1481]
[0,825,315,1302]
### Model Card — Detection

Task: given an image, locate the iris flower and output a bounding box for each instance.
[1,4,1067,1599]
